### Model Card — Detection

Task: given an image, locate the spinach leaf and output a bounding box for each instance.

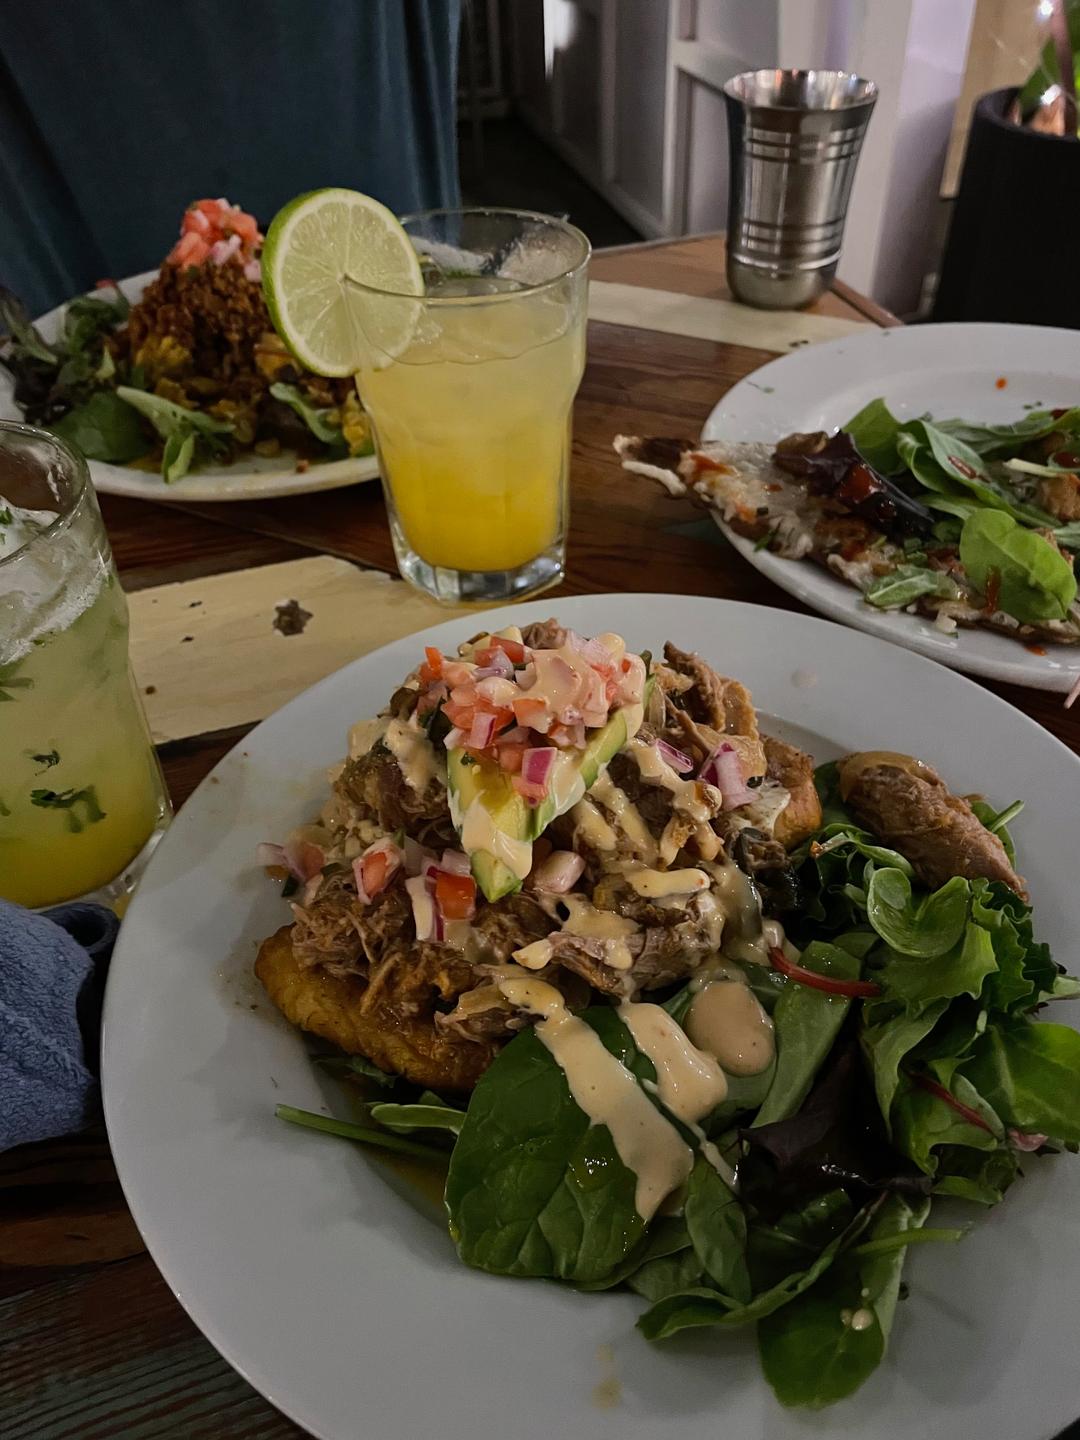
[747,1190,853,1291]
[959,509,1077,623]
[628,1249,710,1303]
[269,381,345,448]
[368,1101,466,1136]
[757,1194,929,1408]
[684,1157,751,1302]
[934,407,1080,457]
[877,923,997,1010]
[844,397,903,474]
[753,941,860,1127]
[915,420,1055,526]
[865,869,969,957]
[51,390,150,463]
[445,1014,653,1283]
[864,565,959,610]
[861,998,949,1129]
[576,1216,691,1292]
[963,1020,1080,1144]
[637,1203,876,1341]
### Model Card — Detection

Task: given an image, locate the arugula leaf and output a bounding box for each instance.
[445,1015,651,1283]
[861,998,949,1129]
[368,1101,465,1136]
[753,941,861,1127]
[963,1020,1080,1144]
[269,382,345,448]
[864,565,959,611]
[844,398,903,474]
[959,509,1077,623]
[758,1194,929,1408]
[683,1157,751,1302]
[30,785,105,833]
[51,390,151,464]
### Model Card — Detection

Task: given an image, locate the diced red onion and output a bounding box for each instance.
[656,739,694,774]
[474,649,515,679]
[243,258,261,282]
[255,842,287,870]
[283,836,325,881]
[443,726,466,751]
[531,850,585,893]
[522,746,557,789]
[210,233,242,265]
[1009,1128,1048,1152]
[440,849,472,876]
[468,711,497,749]
[700,743,755,810]
[352,837,403,903]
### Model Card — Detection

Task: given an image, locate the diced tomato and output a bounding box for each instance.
[512,773,547,803]
[490,635,527,664]
[361,850,390,896]
[424,647,444,677]
[443,700,474,728]
[435,870,476,920]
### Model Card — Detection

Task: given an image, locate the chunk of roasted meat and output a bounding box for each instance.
[335,744,456,850]
[763,735,822,849]
[837,752,1027,899]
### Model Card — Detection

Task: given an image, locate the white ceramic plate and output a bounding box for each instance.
[103,594,1080,1440]
[702,322,1080,692]
[0,271,379,501]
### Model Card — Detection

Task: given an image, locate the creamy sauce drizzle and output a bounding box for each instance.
[460,799,534,879]
[384,716,442,792]
[550,893,639,970]
[571,796,619,852]
[704,860,768,963]
[618,1001,728,1122]
[347,715,387,759]
[590,772,657,860]
[627,867,709,898]
[686,980,774,1076]
[499,977,693,1220]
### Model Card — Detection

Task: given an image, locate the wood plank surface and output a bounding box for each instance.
[5,227,1079,1440]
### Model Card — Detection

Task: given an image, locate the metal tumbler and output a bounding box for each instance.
[723,69,877,310]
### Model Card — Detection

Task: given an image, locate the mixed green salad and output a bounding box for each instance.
[844,398,1080,632]
[278,762,1080,1410]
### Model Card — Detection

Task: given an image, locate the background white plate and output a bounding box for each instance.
[703,323,1080,692]
[103,594,1080,1440]
[0,271,379,502]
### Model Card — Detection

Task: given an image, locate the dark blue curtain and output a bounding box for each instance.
[0,0,461,314]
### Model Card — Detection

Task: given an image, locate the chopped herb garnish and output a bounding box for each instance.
[29,785,106,833]
[0,505,12,525]
[460,754,476,766]
[30,749,60,771]
[754,529,778,552]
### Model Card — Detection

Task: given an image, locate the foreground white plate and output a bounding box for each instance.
[103,594,1080,1440]
[703,322,1080,692]
[0,271,379,501]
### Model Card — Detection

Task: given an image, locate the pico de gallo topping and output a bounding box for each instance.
[416,627,648,806]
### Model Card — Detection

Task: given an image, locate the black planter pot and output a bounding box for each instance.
[933,87,1080,328]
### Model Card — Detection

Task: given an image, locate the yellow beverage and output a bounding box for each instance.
[0,571,168,909]
[358,280,586,575]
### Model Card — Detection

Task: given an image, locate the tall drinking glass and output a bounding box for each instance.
[0,422,170,909]
[351,208,590,604]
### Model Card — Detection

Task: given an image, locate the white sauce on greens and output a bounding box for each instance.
[498,977,693,1220]
[617,1001,728,1123]
[686,980,774,1076]
[550,893,640,970]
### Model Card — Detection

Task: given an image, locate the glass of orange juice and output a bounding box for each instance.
[0,421,170,909]
[352,209,590,603]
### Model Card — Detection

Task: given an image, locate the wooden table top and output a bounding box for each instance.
[4,233,1078,1438]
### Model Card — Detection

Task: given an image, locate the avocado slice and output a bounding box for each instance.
[446,695,646,902]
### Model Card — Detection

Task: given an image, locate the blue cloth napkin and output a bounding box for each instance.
[0,899,119,1152]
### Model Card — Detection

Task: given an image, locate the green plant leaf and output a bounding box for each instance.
[860,998,949,1131]
[753,941,861,1127]
[269,381,345,446]
[932,1144,1020,1205]
[959,509,1077,623]
[892,1067,1003,1175]
[963,1020,1080,1144]
[844,397,903,474]
[864,565,959,610]
[757,1194,929,1408]
[368,1101,465,1136]
[877,923,997,1010]
[162,429,197,484]
[116,385,233,442]
[51,390,151,463]
[576,1216,691,1292]
[683,1157,751,1302]
[866,869,970,957]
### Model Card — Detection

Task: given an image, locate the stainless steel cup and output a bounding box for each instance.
[723,69,877,310]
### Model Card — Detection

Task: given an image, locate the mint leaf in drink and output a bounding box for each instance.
[30,749,61,771]
[30,785,106,833]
